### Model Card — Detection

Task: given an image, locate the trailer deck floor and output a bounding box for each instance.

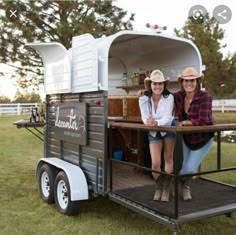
[112,178,236,218]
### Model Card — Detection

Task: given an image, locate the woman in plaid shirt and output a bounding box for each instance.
[174,67,214,201]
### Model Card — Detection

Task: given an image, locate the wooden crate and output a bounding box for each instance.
[108,96,140,118]
[125,96,140,118]
[108,96,123,117]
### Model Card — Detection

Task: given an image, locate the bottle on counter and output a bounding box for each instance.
[122,73,128,86]
[127,72,133,86]
[139,68,146,85]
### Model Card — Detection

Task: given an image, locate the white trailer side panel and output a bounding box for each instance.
[72,34,99,92]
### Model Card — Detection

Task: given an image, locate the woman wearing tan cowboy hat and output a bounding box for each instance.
[174,67,214,200]
[139,70,176,202]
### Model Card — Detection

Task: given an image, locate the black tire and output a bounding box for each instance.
[38,164,56,204]
[54,171,80,216]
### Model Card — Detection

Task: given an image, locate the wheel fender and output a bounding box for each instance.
[36,158,88,201]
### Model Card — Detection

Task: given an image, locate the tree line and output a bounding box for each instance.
[0,0,235,98]
[0,89,42,103]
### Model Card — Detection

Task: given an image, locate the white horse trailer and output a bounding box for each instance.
[22,30,236,234]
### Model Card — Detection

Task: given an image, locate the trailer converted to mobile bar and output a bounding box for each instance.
[21,30,236,234]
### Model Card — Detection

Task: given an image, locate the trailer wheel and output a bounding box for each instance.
[54,171,80,215]
[38,164,56,204]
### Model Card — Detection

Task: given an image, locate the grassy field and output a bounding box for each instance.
[0,114,236,235]
[213,111,236,124]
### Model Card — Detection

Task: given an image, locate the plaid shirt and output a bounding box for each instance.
[174,90,214,149]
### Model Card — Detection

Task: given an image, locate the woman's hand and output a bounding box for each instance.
[178,120,192,126]
[146,116,157,126]
[137,89,147,97]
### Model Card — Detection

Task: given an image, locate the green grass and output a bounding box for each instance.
[213,111,236,124]
[0,115,236,235]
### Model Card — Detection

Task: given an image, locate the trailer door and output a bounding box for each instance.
[71,34,99,93]
[27,42,71,94]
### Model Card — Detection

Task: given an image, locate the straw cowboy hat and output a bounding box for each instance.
[144,70,169,88]
[178,67,204,82]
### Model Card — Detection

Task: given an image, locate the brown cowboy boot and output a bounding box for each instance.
[182,177,192,201]
[161,175,171,202]
[153,175,163,201]
[169,176,175,197]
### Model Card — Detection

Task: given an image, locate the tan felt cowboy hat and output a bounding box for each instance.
[178,67,204,82]
[144,70,169,88]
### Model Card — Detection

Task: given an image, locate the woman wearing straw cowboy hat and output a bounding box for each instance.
[138,70,176,202]
[174,67,214,201]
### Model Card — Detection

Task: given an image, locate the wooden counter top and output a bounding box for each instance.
[13,119,45,128]
[109,121,236,133]
[108,116,142,123]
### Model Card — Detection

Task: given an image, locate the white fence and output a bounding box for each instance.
[212,99,236,113]
[0,100,236,115]
[0,103,38,115]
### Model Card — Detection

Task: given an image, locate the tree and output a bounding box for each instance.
[13,89,42,103]
[219,53,236,98]
[174,14,236,98]
[0,95,11,103]
[0,0,134,89]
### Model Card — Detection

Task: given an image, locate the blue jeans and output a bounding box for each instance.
[180,138,213,175]
[148,119,176,143]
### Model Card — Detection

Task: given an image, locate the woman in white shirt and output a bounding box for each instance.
[139,70,176,202]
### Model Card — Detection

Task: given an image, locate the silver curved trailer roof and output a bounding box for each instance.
[27,30,202,94]
[97,30,202,93]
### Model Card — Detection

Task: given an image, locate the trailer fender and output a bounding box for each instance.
[36,158,88,201]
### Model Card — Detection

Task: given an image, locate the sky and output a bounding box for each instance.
[0,64,17,100]
[0,0,235,100]
[114,0,235,55]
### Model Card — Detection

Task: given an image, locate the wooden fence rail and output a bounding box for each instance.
[0,103,38,115]
[212,99,236,113]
